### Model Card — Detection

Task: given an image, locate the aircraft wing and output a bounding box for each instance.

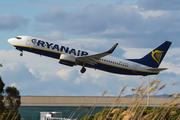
[76,43,118,65]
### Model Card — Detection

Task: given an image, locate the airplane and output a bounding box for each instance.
[8,36,172,76]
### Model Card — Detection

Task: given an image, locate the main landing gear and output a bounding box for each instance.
[80,66,86,73]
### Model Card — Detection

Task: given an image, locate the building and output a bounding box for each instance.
[19,96,180,120]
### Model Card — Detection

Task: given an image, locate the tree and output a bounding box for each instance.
[4,86,21,120]
[0,76,5,113]
[5,86,21,109]
[0,76,21,120]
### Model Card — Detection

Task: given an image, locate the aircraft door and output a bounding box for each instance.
[133,64,138,73]
[133,64,137,69]
[26,37,31,46]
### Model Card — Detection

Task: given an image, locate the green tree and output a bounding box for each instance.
[5,86,21,109]
[0,76,5,113]
[0,76,21,120]
[4,86,21,120]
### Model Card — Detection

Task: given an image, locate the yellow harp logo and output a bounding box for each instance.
[151,50,163,64]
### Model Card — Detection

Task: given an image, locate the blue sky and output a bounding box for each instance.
[1,0,180,96]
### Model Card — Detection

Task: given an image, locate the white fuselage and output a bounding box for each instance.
[8,36,158,76]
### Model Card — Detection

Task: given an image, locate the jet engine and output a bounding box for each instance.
[59,54,76,67]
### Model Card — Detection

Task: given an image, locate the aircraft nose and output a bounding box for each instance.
[8,38,14,44]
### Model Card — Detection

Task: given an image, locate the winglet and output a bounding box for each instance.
[106,43,118,54]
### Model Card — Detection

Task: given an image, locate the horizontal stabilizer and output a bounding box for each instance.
[146,68,167,72]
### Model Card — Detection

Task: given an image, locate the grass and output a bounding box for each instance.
[78,79,180,120]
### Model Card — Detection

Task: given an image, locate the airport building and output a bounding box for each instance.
[19,96,180,120]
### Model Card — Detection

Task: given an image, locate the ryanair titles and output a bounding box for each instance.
[31,39,88,56]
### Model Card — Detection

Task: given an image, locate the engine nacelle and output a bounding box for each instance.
[59,54,76,67]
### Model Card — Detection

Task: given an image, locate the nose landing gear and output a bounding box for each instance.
[80,67,86,73]
[20,51,23,56]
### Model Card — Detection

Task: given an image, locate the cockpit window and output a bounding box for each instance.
[15,37,22,39]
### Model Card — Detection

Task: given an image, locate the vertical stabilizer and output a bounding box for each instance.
[126,41,172,68]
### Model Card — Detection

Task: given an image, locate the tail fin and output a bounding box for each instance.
[126,41,172,68]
